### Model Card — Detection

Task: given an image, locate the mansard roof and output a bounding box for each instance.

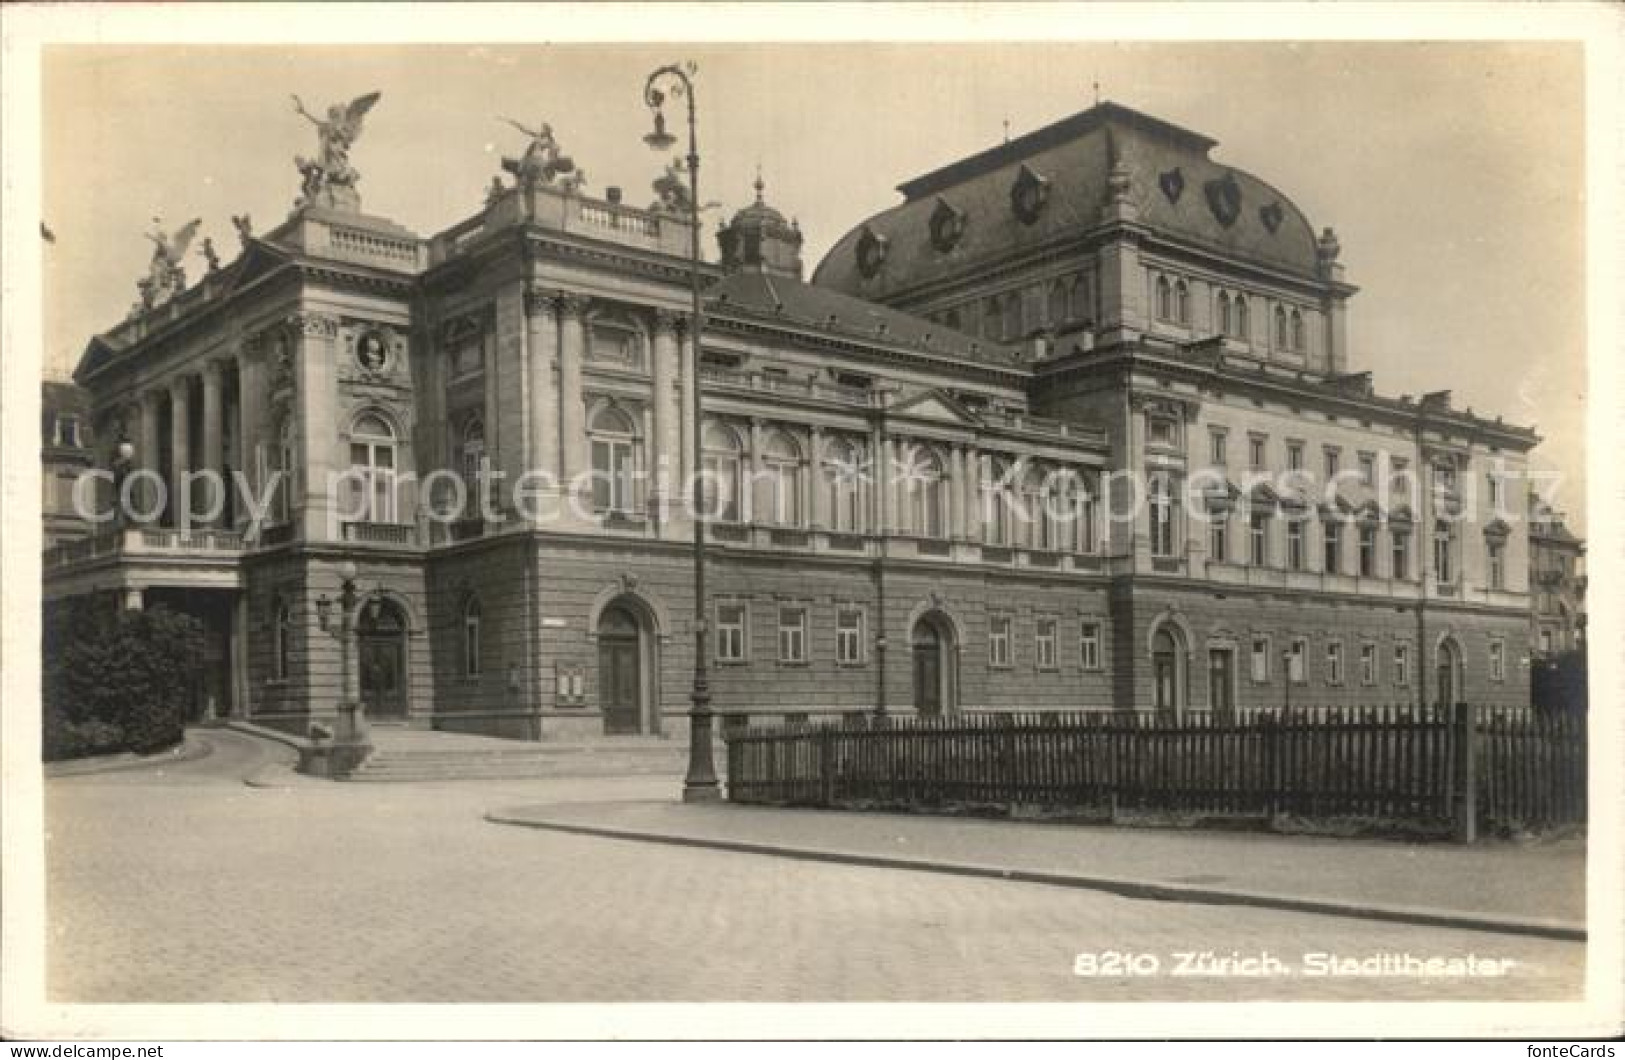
[813,101,1326,300]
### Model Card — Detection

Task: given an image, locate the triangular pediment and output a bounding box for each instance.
[889,388,980,426]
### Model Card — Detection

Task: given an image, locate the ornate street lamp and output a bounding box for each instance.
[644,61,720,803]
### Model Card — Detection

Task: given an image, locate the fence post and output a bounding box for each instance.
[1453,702,1478,844]
[819,725,835,806]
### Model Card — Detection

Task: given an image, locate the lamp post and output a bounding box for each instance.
[111,436,135,529]
[1281,647,1293,715]
[644,62,720,802]
[317,560,365,746]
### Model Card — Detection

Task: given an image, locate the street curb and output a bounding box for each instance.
[44,733,214,777]
[485,811,1587,943]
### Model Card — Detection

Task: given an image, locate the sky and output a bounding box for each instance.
[37,38,1588,523]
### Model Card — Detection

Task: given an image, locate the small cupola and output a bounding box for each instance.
[716,173,804,279]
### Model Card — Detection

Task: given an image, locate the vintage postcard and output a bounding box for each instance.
[2,1,1620,1044]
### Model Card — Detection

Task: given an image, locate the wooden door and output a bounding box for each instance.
[598,607,642,735]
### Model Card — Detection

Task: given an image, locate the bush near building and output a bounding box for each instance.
[42,598,203,761]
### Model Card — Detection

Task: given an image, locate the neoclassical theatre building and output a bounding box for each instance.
[45,100,1538,739]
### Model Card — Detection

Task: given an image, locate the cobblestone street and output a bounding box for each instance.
[43,732,1584,1004]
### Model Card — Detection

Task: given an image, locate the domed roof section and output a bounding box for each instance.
[718,174,805,279]
[812,102,1323,299]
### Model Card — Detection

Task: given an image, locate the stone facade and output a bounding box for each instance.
[45,100,1541,738]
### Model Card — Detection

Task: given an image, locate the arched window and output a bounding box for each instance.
[1023,464,1049,550]
[1155,276,1173,321]
[1047,280,1068,326]
[462,596,482,677]
[905,446,948,538]
[762,429,804,526]
[1290,309,1305,352]
[271,415,297,523]
[823,436,865,533]
[1040,468,1083,553]
[589,404,639,514]
[1433,519,1456,585]
[1174,280,1190,325]
[1217,292,1232,337]
[1149,475,1176,557]
[272,599,291,681]
[460,415,486,514]
[1234,295,1249,339]
[1274,305,1289,349]
[984,456,1018,545]
[348,411,398,523]
[702,421,744,522]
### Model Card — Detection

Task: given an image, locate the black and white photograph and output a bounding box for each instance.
[2,2,1621,1044]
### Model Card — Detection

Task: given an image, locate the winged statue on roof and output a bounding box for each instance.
[292,91,381,206]
[497,117,577,188]
[135,217,201,311]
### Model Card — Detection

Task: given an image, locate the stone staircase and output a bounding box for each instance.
[342,728,700,782]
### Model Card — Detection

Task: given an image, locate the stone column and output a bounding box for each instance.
[235,346,260,520]
[525,288,560,481]
[201,360,225,526]
[880,437,898,533]
[949,445,966,539]
[810,425,828,529]
[137,390,162,523]
[169,375,191,529]
[679,318,698,507]
[964,448,983,542]
[651,310,682,517]
[293,313,341,541]
[557,294,589,504]
[749,418,766,524]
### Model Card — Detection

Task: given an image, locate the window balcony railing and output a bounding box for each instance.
[44,526,247,571]
[342,521,417,545]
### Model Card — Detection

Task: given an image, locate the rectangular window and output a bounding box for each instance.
[1488,473,1502,508]
[1250,636,1271,683]
[55,414,81,448]
[1489,640,1506,682]
[1209,430,1227,465]
[1434,525,1455,584]
[1324,448,1341,480]
[1361,643,1378,685]
[1287,442,1304,472]
[1250,512,1269,566]
[1149,476,1176,557]
[1287,521,1305,571]
[777,606,807,663]
[1391,458,1411,499]
[1149,418,1175,445]
[1488,540,1506,590]
[1249,435,1267,469]
[836,607,865,666]
[989,616,1012,668]
[1322,521,1342,574]
[1325,641,1344,685]
[1287,638,1307,684]
[1209,518,1228,564]
[1359,524,1377,577]
[715,602,747,663]
[1394,644,1410,687]
[1035,619,1058,670]
[1358,452,1376,486]
[1080,623,1102,671]
[1392,531,1411,580]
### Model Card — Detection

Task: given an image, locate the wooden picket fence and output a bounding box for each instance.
[723,706,1587,839]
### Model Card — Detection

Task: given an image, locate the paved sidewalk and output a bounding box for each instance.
[488,799,1587,940]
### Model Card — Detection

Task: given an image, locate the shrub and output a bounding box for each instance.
[42,598,204,761]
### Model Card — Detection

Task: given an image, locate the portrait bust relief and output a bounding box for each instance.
[356,330,389,372]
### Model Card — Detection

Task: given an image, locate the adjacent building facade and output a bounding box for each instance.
[44,100,1540,739]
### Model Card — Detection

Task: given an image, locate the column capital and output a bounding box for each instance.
[556,292,591,320]
[653,308,685,335]
[523,284,558,319]
[168,374,192,399]
[288,311,340,339]
[201,357,227,383]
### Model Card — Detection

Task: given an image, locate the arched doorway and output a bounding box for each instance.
[1435,637,1463,708]
[358,597,408,721]
[911,612,956,716]
[1151,625,1185,716]
[597,602,654,735]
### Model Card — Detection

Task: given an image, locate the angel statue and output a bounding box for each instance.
[137,217,201,310]
[498,117,575,187]
[292,91,381,206]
